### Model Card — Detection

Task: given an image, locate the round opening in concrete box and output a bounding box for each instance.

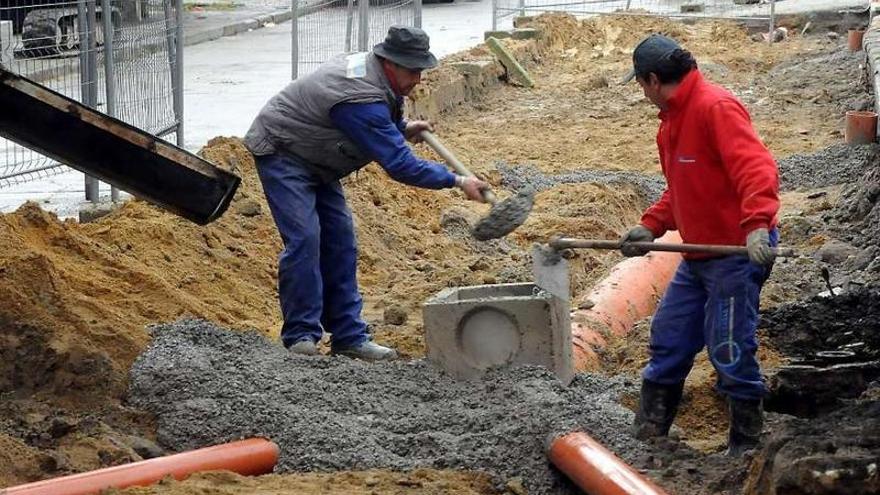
[457,307,522,369]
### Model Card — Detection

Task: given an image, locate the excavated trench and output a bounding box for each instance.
[2,12,880,495]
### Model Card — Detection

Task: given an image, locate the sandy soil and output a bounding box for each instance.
[113,470,500,495]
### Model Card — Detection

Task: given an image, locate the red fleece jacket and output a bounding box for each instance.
[640,70,779,259]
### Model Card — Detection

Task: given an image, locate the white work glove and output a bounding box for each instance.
[746,228,775,266]
[454,175,490,203]
[619,225,655,257]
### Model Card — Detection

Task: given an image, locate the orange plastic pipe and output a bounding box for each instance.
[845,110,878,144]
[548,432,669,495]
[1,438,279,495]
[570,231,682,371]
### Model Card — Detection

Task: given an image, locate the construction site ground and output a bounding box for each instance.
[2,12,879,495]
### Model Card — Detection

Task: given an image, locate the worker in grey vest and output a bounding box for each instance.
[244,25,488,360]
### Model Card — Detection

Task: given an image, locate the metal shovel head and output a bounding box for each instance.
[472,187,535,241]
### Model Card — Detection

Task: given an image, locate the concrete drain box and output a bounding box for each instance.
[423,283,573,384]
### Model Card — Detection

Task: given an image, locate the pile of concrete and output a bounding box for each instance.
[128,319,645,494]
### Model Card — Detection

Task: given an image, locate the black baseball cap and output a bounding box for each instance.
[373,25,438,71]
[620,34,682,84]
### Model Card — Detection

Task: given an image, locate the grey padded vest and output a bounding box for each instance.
[243,52,400,183]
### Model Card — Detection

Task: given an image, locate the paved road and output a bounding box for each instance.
[184,0,491,151]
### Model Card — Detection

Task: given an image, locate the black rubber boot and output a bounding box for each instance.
[631,379,685,440]
[726,398,763,457]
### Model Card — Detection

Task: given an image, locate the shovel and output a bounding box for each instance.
[549,237,798,258]
[419,130,533,241]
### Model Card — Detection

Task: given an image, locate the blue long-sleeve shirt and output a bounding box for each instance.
[329,102,457,189]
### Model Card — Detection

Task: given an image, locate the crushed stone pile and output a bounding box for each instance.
[497,162,665,203]
[832,161,880,250]
[128,320,645,495]
[778,143,879,191]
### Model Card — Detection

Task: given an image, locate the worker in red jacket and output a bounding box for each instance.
[619,34,780,457]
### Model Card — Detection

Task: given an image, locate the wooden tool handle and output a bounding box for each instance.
[549,237,797,257]
[419,130,497,204]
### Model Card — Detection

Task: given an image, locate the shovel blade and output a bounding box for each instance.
[532,244,570,301]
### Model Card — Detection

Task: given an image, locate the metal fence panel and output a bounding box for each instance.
[293,0,417,79]
[493,0,777,30]
[0,0,182,190]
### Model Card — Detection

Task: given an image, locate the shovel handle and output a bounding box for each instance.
[419,130,497,204]
[549,237,798,258]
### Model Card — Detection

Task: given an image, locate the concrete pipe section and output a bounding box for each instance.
[1,438,279,495]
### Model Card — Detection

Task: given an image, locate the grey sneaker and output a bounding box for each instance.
[288,339,319,356]
[332,340,398,361]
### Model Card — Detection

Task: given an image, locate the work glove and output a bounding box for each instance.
[746,228,775,266]
[619,225,655,257]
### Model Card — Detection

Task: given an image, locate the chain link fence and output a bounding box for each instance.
[493,0,777,30]
[0,0,182,197]
[291,0,420,79]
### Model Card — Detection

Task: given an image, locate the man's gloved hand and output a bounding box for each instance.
[404,120,434,143]
[746,228,775,266]
[619,225,655,257]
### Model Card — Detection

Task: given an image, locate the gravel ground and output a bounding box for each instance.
[778,143,880,191]
[496,162,666,203]
[128,320,644,495]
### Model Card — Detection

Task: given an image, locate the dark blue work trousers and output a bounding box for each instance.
[643,230,778,400]
[255,153,368,349]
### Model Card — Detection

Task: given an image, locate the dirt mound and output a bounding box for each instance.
[760,286,880,360]
[115,469,499,495]
[745,396,880,495]
[0,138,282,403]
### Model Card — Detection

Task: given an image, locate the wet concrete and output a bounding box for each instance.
[128,319,643,495]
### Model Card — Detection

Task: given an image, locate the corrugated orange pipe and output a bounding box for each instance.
[570,231,683,371]
[1,438,279,495]
[548,432,669,495]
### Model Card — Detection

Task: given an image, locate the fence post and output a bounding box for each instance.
[491,0,497,31]
[768,0,775,45]
[414,0,422,28]
[101,0,119,201]
[517,0,523,18]
[174,0,184,146]
[80,0,100,201]
[291,0,299,79]
[357,0,369,51]
[345,0,354,51]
